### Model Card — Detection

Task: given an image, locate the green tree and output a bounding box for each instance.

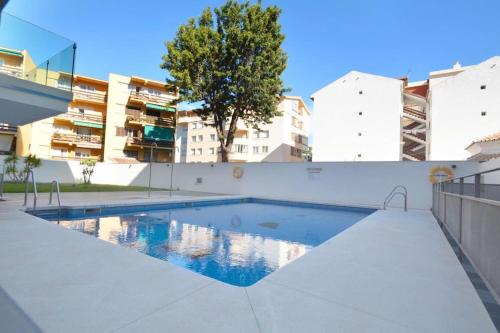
[162,0,287,162]
[4,153,41,182]
[80,159,97,184]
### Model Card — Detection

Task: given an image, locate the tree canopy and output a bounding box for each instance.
[161,0,287,162]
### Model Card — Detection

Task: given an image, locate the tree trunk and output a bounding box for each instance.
[220,142,229,162]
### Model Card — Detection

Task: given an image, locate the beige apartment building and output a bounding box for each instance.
[1,46,178,162]
[2,45,309,164]
[175,96,310,163]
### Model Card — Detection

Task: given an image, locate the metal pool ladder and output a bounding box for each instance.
[23,171,62,212]
[49,180,62,212]
[383,185,408,212]
[0,164,5,201]
[23,169,38,211]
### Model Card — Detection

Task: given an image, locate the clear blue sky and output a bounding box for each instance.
[5,0,500,107]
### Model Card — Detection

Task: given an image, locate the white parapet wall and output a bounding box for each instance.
[0,156,479,210]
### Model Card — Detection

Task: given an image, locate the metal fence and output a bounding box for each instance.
[432,167,500,302]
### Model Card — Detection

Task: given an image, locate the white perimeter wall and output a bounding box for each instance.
[1,156,479,210]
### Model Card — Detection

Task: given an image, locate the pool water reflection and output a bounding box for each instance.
[49,202,371,286]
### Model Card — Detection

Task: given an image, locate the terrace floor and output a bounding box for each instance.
[0,192,496,332]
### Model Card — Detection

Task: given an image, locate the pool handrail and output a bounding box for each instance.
[383,185,408,211]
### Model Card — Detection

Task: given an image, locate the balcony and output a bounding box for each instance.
[0,12,75,126]
[51,155,100,162]
[126,109,175,127]
[129,91,175,106]
[52,132,102,149]
[56,112,104,127]
[72,89,107,104]
[0,12,76,90]
[0,64,22,79]
[126,137,174,148]
[0,123,17,133]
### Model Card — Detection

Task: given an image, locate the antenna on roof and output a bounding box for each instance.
[453,60,462,69]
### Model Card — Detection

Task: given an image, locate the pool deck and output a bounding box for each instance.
[0,192,496,333]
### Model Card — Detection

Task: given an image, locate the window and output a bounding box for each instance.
[79,84,95,91]
[75,149,91,159]
[126,128,138,138]
[197,148,202,155]
[124,150,138,159]
[191,148,196,155]
[480,85,486,90]
[198,122,204,129]
[262,146,269,154]
[191,122,198,130]
[254,130,270,139]
[198,135,203,142]
[78,108,85,114]
[253,146,259,154]
[232,144,248,153]
[210,134,216,141]
[115,127,126,137]
[192,135,197,142]
[481,111,487,116]
[148,88,161,96]
[57,77,71,90]
[209,147,215,155]
[51,148,68,158]
[76,127,91,136]
[290,147,303,157]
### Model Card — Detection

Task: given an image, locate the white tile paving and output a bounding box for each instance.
[0,193,496,332]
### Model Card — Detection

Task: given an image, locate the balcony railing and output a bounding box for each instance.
[0,124,17,133]
[126,137,173,148]
[0,64,22,78]
[129,91,174,105]
[0,12,76,90]
[72,89,107,103]
[125,109,175,127]
[57,112,103,123]
[51,155,100,162]
[52,132,102,145]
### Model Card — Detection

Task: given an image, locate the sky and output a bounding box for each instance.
[4,0,500,108]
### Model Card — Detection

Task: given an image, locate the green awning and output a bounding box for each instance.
[0,48,23,57]
[74,121,103,129]
[145,103,176,112]
[144,125,174,142]
[145,103,166,111]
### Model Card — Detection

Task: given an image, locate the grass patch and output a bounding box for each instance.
[2,182,164,193]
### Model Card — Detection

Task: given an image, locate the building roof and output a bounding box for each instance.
[466,132,500,161]
[470,131,500,146]
[310,70,403,101]
[404,82,429,98]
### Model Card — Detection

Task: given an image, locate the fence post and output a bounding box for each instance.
[459,178,464,245]
[474,174,481,198]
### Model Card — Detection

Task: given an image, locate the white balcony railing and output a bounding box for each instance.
[0,64,23,78]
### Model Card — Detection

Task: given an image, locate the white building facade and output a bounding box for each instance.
[312,56,500,162]
[429,56,500,160]
[175,96,310,163]
[311,71,404,161]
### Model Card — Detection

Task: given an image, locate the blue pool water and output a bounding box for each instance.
[40,199,373,286]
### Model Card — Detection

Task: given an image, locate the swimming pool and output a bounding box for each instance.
[35,198,374,286]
